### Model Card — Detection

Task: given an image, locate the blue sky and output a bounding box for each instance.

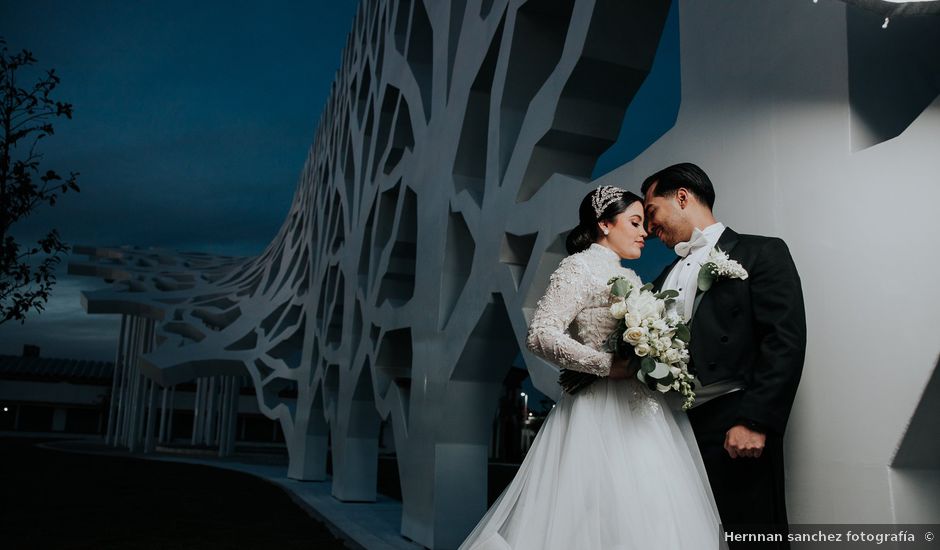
[0,0,680,361]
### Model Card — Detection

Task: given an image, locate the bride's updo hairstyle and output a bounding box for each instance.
[565,186,642,255]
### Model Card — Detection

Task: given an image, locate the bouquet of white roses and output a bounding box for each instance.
[606,277,696,409]
[558,277,696,409]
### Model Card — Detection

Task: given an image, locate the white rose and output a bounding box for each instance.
[658,337,672,350]
[624,313,641,328]
[634,343,651,357]
[609,300,628,319]
[624,326,646,345]
[664,349,680,364]
[626,291,658,321]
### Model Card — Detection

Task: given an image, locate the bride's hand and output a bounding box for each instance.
[607,355,638,380]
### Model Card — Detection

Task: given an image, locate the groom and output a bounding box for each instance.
[642,163,806,548]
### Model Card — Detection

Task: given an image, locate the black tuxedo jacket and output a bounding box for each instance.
[652,228,806,435]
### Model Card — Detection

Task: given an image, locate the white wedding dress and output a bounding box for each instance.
[459,243,724,550]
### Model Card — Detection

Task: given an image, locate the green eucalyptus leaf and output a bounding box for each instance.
[674,324,691,343]
[697,269,713,292]
[655,289,680,300]
[611,278,631,298]
[649,361,671,379]
[641,356,656,373]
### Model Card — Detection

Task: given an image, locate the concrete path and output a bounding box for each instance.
[41,437,424,550]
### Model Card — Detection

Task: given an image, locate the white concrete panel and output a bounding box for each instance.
[67,0,938,544]
[596,0,940,525]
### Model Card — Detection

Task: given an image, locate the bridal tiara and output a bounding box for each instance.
[591,185,625,218]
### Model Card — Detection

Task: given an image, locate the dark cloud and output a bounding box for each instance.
[0,0,359,358]
[0,273,122,361]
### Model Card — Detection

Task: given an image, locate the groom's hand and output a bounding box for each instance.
[724,425,766,459]
[607,356,638,380]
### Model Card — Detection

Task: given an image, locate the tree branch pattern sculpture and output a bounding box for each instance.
[69,1,670,547]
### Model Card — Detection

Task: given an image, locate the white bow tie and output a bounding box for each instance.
[674,228,709,258]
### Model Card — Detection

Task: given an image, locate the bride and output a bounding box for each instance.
[459,186,724,550]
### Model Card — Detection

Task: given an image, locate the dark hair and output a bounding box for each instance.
[640,162,715,210]
[565,188,643,254]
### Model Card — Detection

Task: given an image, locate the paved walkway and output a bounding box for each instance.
[41,437,424,550]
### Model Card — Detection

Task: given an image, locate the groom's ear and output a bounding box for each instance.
[675,188,691,209]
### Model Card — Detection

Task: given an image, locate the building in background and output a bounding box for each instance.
[0,345,288,453]
[64,0,939,548]
[0,346,111,435]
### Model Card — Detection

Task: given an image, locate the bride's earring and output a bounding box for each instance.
[603,228,610,236]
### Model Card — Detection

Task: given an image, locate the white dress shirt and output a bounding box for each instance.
[662,222,726,322]
[662,222,744,408]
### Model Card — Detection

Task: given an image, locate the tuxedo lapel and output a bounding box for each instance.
[715,227,740,255]
[689,227,740,321]
[652,256,680,291]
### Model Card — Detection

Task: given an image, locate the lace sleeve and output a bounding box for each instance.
[525,256,613,376]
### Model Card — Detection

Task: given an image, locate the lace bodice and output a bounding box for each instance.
[526,243,642,376]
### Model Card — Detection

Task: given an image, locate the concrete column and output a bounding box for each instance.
[117,316,137,447]
[215,378,225,447]
[135,319,156,452]
[106,314,127,445]
[224,376,238,456]
[120,315,137,447]
[158,385,169,443]
[218,377,231,458]
[192,378,204,446]
[228,377,239,454]
[144,378,157,453]
[238,376,247,442]
[166,386,175,443]
[115,315,137,446]
[211,379,219,447]
[143,319,156,443]
[204,377,217,446]
[330,398,381,501]
[145,320,159,452]
[135,377,147,451]
[128,372,142,452]
[127,318,144,453]
[126,317,143,452]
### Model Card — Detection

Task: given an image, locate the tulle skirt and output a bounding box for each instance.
[460,378,724,550]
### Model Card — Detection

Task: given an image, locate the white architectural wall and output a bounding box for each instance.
[68,0,938,547]
[594,0,940,525]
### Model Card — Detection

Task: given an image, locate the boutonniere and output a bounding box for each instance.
[697,247,748,291]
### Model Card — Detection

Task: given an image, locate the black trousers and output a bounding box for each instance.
[687,391,790,550]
